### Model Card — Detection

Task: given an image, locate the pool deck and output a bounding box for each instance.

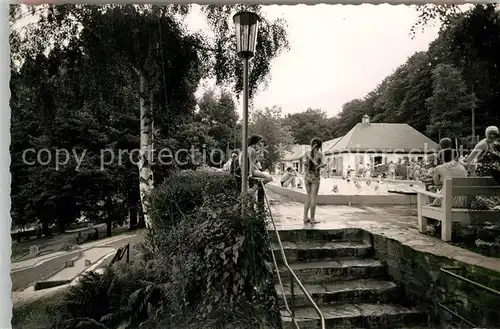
[266,191,500,273]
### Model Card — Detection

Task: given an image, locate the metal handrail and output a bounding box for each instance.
[259,181,326,329]
[441,267,500,297]
[439,266,500,328]
[111,243,130,264]
[437,302,478,328]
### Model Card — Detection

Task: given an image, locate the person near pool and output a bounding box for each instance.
[430,144,468,208]
[463,126,500,209]
[388,161,396,179]
[239,134,273,184]
[280,167,297,187]
[303,138,326,224]
[463,126,500,178]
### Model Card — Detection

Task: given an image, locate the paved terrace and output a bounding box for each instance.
[266,190,500,273]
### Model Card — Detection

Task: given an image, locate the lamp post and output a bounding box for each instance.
[233,11,260,197]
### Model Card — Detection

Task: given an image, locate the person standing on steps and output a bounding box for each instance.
[303,138,326,224]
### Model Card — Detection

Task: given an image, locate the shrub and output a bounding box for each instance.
[55,170,278,329]
[149,170,239,229]
[12,291,67,329]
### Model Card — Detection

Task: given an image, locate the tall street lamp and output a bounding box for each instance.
[233,11,260,197]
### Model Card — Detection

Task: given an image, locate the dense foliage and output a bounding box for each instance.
[14,170,277,329]
[10,4,289,233]
[249,106,295,170]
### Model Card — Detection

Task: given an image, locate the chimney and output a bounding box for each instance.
[362,114,370,124]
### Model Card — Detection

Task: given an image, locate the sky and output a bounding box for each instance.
[187,4,442,118]
[13,4,443,118]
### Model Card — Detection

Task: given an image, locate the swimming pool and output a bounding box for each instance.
[271,176,424,196]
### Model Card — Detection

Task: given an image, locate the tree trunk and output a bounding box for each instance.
[129,206,138,231]
[138,205,146,229]
[138,72,154,228]
[471,106,475,141]
[42,220,51,237]
[58,218,66,234]
[105,196,112,237]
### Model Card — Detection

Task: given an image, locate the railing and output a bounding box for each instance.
[110,243,130,264]
[259,180,326,329]
[439,266,500,328]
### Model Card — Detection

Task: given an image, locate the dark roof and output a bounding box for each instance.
[322,137,343,153]
[325,123,438,154]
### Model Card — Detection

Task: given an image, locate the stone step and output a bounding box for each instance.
[278,258,385,284]
[275,278,398,307]
[271,228,366,244]
[280,303,428,329]
[272,241,372,264]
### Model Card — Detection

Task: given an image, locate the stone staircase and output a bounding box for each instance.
[270,228,430,329]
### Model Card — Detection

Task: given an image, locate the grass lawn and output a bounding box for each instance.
[11,225,132,262]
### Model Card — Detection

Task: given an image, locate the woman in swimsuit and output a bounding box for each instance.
[303,138,326,224]
[465,126,500,179]
[463,126,500,209]
[240,135,273,184]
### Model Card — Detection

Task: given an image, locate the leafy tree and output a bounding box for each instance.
[10,4,289,228]
[334,99,368,135]
[249,106,294,171]
[197,90,239,166]
[425,63,477,140]
[283,108,336,144]
[411,4,462,37]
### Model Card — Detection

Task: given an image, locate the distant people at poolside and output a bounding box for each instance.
[412,160,422,181]
[364,162,372,178]
[357,162,365,177]
[346,166,353,180]
[303,138,326,224]
[280,167,297,188]
[388,161,396,180]
[407,160,414,180]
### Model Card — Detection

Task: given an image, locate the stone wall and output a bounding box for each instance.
[371,232,500,328]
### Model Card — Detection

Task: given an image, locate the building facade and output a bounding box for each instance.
[278,115,438,177]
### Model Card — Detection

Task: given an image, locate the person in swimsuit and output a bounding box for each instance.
[431,147,469,208]
[464,127,500,209]
[303,138,326,224]
[238,134,273,184]
[413,160,422,181]
[280,167,297,187]
[465,126,500,178]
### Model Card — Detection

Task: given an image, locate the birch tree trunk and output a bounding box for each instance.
[138,72,154,228]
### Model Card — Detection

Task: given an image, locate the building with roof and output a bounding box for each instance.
[324,115,438,176]
[275,115,438,176]
[277,144,310,173]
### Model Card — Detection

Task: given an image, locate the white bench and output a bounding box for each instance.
[417,177,500,241]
